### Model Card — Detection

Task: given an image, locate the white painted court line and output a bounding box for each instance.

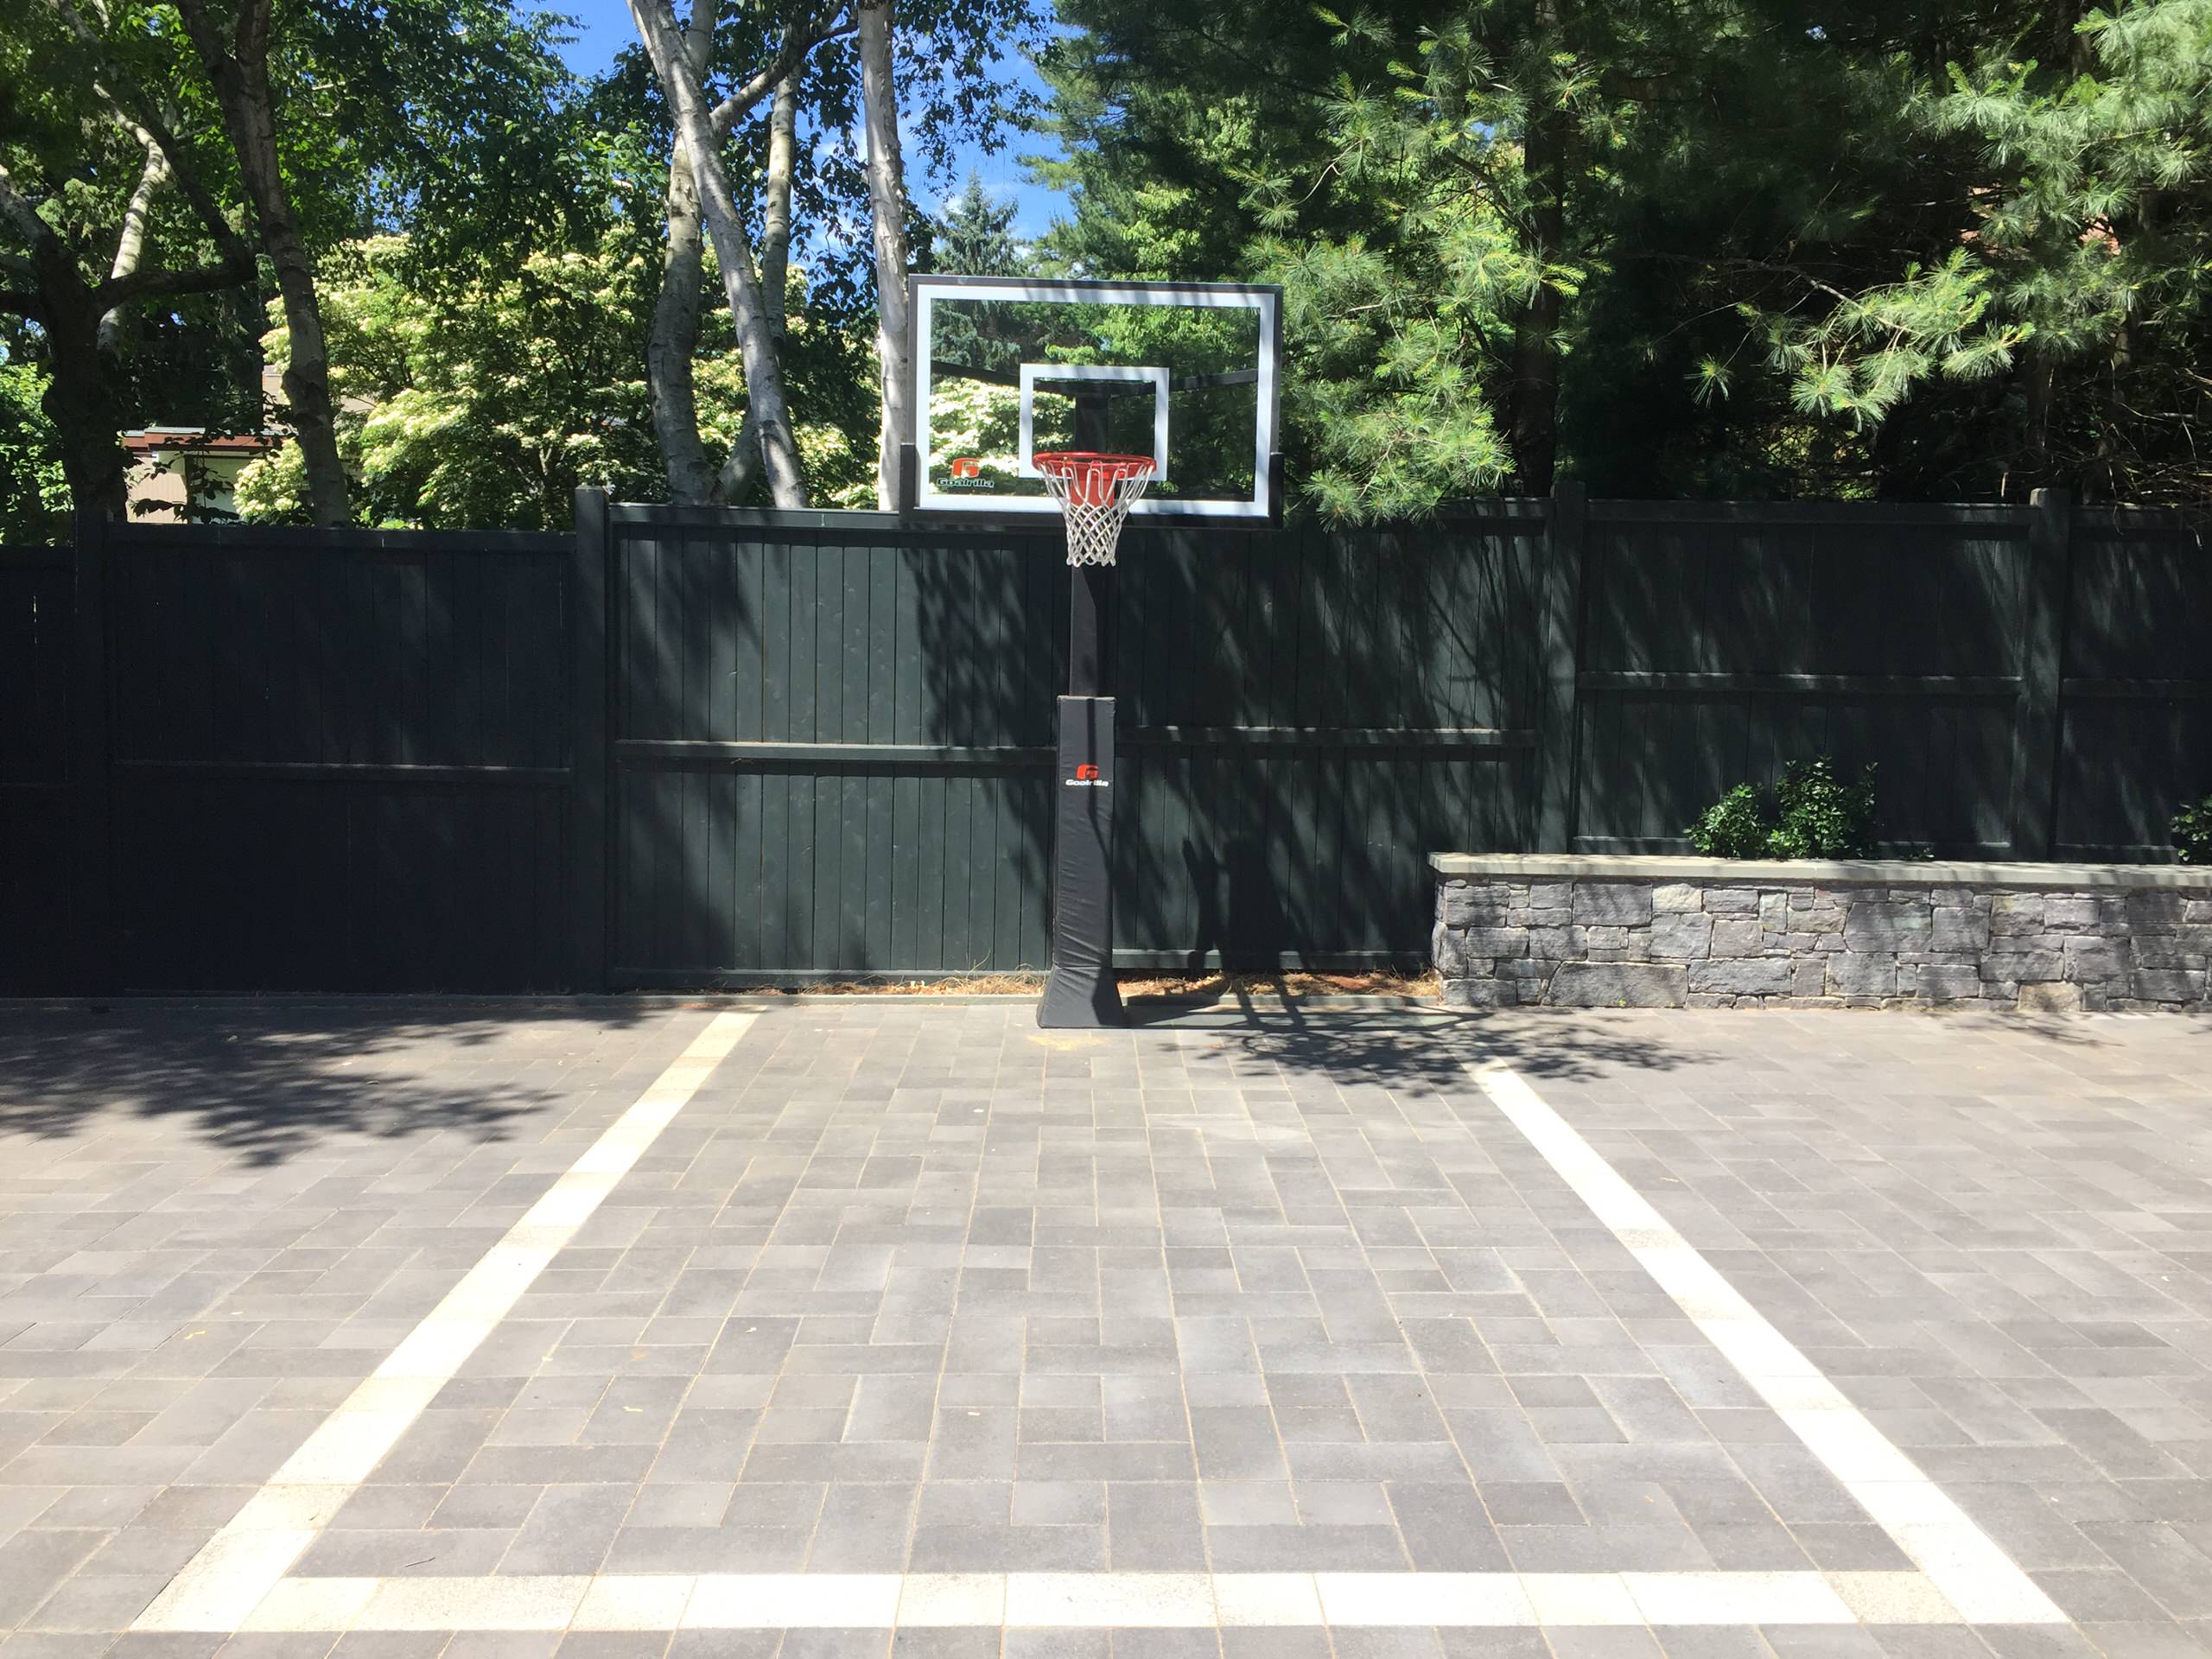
[1471,1062,2068,1626]
[132,1012,759,1635]
[130,1569,1967,1631]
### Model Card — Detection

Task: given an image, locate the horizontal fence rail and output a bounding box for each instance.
[1,490,2202,994]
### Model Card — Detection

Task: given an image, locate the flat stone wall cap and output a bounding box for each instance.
[1427,852,2212,892]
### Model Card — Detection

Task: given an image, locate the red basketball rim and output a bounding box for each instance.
[1033,450,1154,508]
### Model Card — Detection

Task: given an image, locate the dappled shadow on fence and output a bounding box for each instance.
[909,524,1058,973]
[27,502,2202,995]
[608,513,1541,977]
[1111,521,1542,968]
[2056,519,2212,856]
[0,1002,646,1165]
[609,516,766,977]
[613,517,1060,979]
[1574,506,2029,855]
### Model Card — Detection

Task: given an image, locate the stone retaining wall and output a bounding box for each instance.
[1429,855,2212,1011]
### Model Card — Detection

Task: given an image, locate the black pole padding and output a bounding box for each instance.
[1039,695,1125,1027]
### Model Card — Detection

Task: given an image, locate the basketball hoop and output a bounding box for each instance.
[1034,451,1154,567]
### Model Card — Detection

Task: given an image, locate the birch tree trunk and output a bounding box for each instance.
[645,0,718,504]
[713,65,801,504]
[175,0,352,526]
[857,0,912,511]
[97,130,168,356]
[762,70,798,344]
[629,0,809,508]
[649,137,719,503]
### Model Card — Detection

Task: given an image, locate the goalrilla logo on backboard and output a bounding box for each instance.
[1065,763,1107,787]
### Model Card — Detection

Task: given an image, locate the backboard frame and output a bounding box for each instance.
[902,274,1285,525]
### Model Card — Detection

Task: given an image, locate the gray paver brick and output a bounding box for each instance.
[3,1002,2212,1643]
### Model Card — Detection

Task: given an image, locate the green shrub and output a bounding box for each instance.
[2175,795,2212,865]
[1767,757,1880,859]
[1686,757,1880,860]
[1687,783,1772,859]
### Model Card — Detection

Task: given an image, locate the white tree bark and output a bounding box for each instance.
[646,0,717,504]
[857,0,912,511]
[713,52,803,504]
[628,0,810,508]
[763,67,798,344]
[98,126,168,356]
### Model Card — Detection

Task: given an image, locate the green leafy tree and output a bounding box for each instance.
[603,0,1044,507]
[1042,0,1706,506]
[0,355,70,539]
[0,1,258,517]
[236,232,670,528]
[237,231,875,528]
[2,0,594,520]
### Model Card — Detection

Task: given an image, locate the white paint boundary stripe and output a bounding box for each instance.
[132,1011,759,1635]
[1471,1062,2068,1626]
[117,1570,1969,1632]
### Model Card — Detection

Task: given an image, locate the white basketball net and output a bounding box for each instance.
[1036,452,1155,566]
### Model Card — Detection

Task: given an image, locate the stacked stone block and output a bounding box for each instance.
[1433,868,2212,1012]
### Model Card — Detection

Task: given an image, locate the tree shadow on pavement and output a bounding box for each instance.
[1137,999,1711,1088]
[0,1001,652,1166]
[1936,1007,2212,1050]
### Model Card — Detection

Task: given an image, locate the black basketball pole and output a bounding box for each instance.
[1065,388,1116,700]
[1039,394,1128,1028]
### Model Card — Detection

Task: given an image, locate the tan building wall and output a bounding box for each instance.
[122,436,270,524]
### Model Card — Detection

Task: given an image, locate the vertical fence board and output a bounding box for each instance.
[70,512,113,992]
[2011,489,2070,860]
[1534,486,1586,851]
[572,489,611,990]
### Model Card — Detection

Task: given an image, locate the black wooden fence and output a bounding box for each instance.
[3,489,2204,994]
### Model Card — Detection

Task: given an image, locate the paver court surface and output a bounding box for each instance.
[1,999,2209,1659]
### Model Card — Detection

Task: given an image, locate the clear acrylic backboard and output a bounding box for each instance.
[903,276,1284,524]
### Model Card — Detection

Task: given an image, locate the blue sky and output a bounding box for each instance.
[551,0,1068,238]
